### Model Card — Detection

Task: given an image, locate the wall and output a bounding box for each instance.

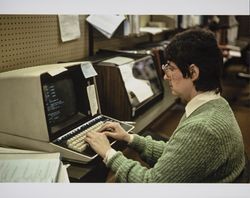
[0,15,89,72]
[0,15,176,73]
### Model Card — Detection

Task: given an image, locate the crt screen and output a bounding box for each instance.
[119,56,162,107]
[43,78,77,127]
[132,57,162,94]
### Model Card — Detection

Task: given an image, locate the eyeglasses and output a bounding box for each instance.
[162,61,176,72]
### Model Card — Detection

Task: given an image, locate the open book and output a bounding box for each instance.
[0,148,68,183]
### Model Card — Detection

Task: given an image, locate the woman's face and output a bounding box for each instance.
[162,62,196,102]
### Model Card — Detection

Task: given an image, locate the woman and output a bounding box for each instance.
[85,28,245,183]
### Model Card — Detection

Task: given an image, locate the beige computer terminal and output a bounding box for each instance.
[0,62,134,163]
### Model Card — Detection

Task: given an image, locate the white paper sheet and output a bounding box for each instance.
[0,153,61,182]
[103,56,134,65]
[81,62,97,79]
[86,15,125,38]
[139,27,167,35]
[229,50,241,57]
[58,15,81,42]
[48,67,68,76]
[57,163,70,183]
[87,84,98,116]
[119,63,153,103]
[0,147,69,183]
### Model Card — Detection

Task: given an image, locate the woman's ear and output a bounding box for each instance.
[189,64,199,81]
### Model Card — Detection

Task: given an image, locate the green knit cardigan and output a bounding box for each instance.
[107,97,245,182]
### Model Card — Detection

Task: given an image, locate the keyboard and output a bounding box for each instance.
[66,120,104,153]
[52,115,134,158]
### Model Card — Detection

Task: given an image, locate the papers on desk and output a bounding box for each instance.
[119,63,153,103]
[139,27,167,35]
[103,56,134,65]
[0,153,60,183]
[0,147,69,183]
[220,44,242,60]
[86,15,126,38]
[229,50,241,57]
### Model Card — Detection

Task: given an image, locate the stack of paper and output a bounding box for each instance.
[0,147,69,183]
[86,15,126,38]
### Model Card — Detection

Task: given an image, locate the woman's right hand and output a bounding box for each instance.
[99,121,131,143]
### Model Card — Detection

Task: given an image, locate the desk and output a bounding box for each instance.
[67,81,177,182]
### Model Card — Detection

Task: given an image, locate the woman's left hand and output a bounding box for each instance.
[85,131,111,158]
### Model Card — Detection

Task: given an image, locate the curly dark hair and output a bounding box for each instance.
[166,28,223,93]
